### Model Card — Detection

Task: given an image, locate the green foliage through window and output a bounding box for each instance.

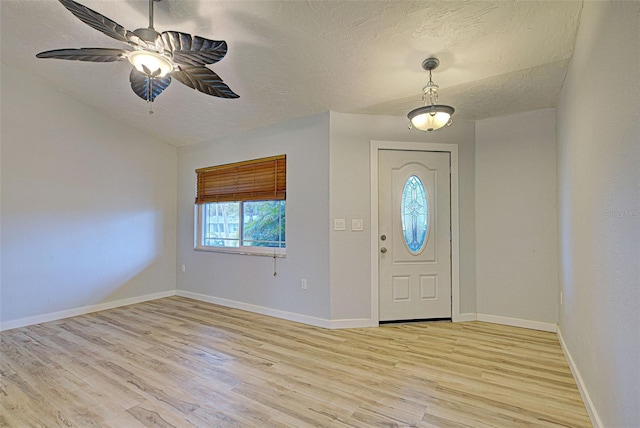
[243,201,286,247]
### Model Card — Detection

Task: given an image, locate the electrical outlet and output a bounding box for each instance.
[301,278,308,290]
[181,264,186,273]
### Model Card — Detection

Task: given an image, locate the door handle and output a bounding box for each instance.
[380,247,387,254]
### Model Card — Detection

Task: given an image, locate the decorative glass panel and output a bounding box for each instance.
[401,175,428,253]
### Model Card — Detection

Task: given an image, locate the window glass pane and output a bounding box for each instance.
[401,175,428,253]
[203,202,240,247]
[242,200,286,248]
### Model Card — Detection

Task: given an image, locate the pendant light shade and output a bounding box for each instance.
[407,105,455,132]
[408,58,454,132]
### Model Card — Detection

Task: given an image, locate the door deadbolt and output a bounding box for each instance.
[380,235,386,241]
[380,247,387,253]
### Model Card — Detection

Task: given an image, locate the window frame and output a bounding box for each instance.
[194,200,286,257]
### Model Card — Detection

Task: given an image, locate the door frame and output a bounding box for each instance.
[370,141,460,324]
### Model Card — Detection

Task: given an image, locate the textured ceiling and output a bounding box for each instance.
[0,0,583,146]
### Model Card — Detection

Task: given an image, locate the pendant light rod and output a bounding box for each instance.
[148,0,156,30]
[407,57,455,132]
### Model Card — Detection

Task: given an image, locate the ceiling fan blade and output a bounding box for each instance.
[58,0,142,46]
[36,48,129,62]
[162,32,227,66]
[130,68,171,102]
[171,66,239,99]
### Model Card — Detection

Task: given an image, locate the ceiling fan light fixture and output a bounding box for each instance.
[407,57,455,132]
[36,0,239,106]
[128,50,173,77]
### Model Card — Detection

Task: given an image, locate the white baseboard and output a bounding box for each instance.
[176,290,329,328]
[176,294,563,333]
[557,327,602,428]
[0,291,559,336]
[455,312,478,322]
[476,313,557,332]
[176,290,377,330]
[0,290,176,332]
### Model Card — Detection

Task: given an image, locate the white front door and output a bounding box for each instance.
[378,150,451,321]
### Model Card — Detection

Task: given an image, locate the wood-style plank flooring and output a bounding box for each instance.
[0,297,591,427]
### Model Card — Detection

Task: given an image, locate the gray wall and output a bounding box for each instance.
[329,113,477,320]
[176,113,331,319]
[175,111,476,324]
[476,109,558,326]
[556,1,640,426]
[1,64,177,326]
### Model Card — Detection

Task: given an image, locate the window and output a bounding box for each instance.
[200,200,285,249]
[195,155,286,256]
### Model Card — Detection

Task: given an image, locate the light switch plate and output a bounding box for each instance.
[351,219,364,231]
[334,218,346,231]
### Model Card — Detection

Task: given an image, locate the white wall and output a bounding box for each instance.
[476,109,558,327]
[0,64,177,327]
[556,1,640,426]
[176,113,331,320]
[329,113,476,320]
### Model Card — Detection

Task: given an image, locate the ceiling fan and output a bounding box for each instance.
[36,0,239,112]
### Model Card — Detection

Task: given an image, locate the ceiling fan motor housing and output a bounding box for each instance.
[133,28,162,45]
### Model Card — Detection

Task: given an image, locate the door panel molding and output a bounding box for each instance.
[370,141,460,324]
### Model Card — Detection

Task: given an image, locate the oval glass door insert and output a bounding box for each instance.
[401,175,429,253]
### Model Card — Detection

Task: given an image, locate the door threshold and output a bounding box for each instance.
[380,317,451,325]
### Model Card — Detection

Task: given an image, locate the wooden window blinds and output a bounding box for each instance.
[195,155,286,204]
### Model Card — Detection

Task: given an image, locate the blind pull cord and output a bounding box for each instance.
[272,159,279,277]
[273,253,277,277]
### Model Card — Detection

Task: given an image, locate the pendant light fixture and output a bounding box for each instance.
[407,58,454,132]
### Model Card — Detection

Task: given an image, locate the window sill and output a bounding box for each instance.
[194,246,286,258]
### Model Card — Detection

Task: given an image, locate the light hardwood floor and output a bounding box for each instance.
[1,297,591,427]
